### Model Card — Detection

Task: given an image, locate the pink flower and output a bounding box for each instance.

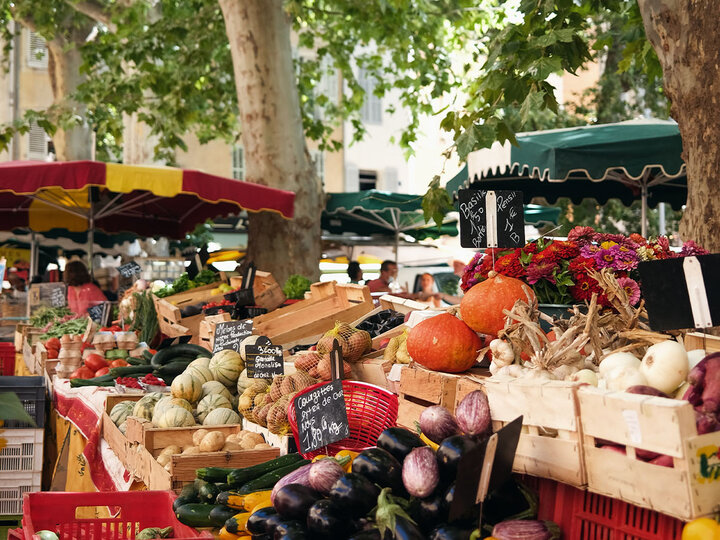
[568,226,596,246]
[526,261,557,285]
[593,244,638,271]
[680,240,709,257]
[617,277,641,306]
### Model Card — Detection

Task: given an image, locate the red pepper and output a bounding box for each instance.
[95,367,110,377]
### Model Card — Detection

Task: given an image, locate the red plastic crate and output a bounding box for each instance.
[532,477,685,540]
[21,491,213,539]
[0,343,16,375]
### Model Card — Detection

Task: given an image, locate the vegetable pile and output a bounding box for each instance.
[155,270,219,298]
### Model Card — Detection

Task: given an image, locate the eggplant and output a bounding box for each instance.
[436,435,479,482]
[246,506,277,535]
[274,484,320,521]
[264,513,287,537]
[390,514,425,540]
[329,473,380,518]
[348,529,383,540]
[429,525,473,540]
[443,484,478,525]
[402,446,439,498]
[352,447,404,492]
[272,520,307,540]
[307,499,355,538]
[377,427,426,463]
[409,492,445,529]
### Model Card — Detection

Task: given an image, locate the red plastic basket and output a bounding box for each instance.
[288,380,398,459]
[0,343,16,375]
[21,491,213,539]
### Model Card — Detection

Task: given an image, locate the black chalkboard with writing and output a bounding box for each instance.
[49,285,67,308]
[118,261,142,278]
[246,342,284,378]
[87,303,106,324]
[294,379,350,454]
[458,189,525,249]
[213,319,253,354]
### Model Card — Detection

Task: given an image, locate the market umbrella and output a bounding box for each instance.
[0,160,295,274]
[445,119,686,236]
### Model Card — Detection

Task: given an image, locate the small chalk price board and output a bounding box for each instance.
[294,379,350,454]
[49,285,67,308]
[246,339,284,379]
[87,302,107,324]
[213,319,253,354]
[118,261,142,278]
[458,189,525,249]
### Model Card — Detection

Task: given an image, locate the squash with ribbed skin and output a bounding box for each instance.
[196,394,233,423]
[171,372,203,403]
[189,357,211,370]
[209,350,244,387]
[153,396,193,425]
[202,380,234,402]
[110,401,135,426]
[132,392,164,421]
[157,406,196,428]
[186,364,214,384]
[203,407,241,426]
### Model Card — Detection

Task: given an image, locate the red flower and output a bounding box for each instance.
[523,242,539,255]
[569,274,604,302]
[532,249,558,265]
[568,256,597,275]
[547,240,580,259]
[494,254,525,278]
[629,233,647,246]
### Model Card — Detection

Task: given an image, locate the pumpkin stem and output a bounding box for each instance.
[488,271,498,278]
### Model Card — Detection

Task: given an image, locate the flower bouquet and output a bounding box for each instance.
[461,226,708,307]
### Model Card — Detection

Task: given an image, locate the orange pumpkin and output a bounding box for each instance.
[460,272,535,336]
[406,313,482,373]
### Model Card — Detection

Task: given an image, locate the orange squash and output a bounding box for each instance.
[460,272,535,336]
[406,313,482,373]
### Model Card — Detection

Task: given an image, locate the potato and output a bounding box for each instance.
[199,431,225,452]
[225,433,240,445]
[157,453,172,467]
[222,441,242,452]
[192,429,210,447]
[254,443,272,449]
[182,446,200,455]
[241,432,265,449]
[159,445,182,456]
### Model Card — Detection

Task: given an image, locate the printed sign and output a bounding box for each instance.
[245,340,284,379]
[294,379,350,454]
[118,261,142,278]
[213,319,253,354]
[458,189,525,249]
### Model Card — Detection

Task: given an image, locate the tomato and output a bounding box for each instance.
[45,337,61,349]
[84,353,107,372]
[94,367,110,377]
[70,366,95,380]
[110,359,129,368]
[46,348,59,360]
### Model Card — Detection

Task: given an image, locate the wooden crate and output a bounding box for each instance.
[378,295,430,314]
[453,376,486,407]
[153,282,226,343]
[578,386,720,520]
[351,352,403,394]
[198,312,233,351]
[684,332,720,353]
[397,364,465,430]
[230,271,286,312]
[242,420,292,455]
[481,378,585,487]
[252,282,374,346]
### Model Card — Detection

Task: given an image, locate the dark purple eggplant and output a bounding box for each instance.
[429,525,473,540]
[273,484,320,521]
[376,427,426,462]
[348,529,382,540]
[329,473,380,518]
[263,513,286,537]
[272,520,306,540]
[436,435,479,482]
[352,447,404,492]
[389,514,424,540]
[306,499,355,538]
[409,492,445,529]
[246,506,277,535]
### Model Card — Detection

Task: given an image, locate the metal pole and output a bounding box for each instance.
[641,184,648,238]
[88,206,95,279]
[29,231,36,280]
[394,230,400,263]
[658,202,666,236]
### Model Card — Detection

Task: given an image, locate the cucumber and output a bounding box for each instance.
[156,359,194,376]
[238,459,311,494]
[227,454,305,487]
[209,505,237,527]
[172,494,197,512]
[142,349,154,362]
[125,356,146,366]
[175,503,215,528]
[198,482,221,503]
[152,344,211,368]
[108,365,154,377]
[197,467,236,484]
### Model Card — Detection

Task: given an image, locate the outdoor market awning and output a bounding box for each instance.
[445,119,687,211]
[0,160,295,239]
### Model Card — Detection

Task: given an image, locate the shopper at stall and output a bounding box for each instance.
[415,273,443,308]
[347,261,363,284]
[367,260,433,301]
[64,260,107,316]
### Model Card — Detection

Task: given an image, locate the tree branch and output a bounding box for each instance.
[65,0,114,29]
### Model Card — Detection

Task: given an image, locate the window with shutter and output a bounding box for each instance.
[27,121,49,160]
[26,31,48,69]
[231,145,245,180]
[358,69,382,125]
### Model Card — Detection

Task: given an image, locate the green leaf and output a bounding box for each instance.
[0,393,36,427]
[519,91,544,124]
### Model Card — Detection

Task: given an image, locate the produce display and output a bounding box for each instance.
[154,270,220,298]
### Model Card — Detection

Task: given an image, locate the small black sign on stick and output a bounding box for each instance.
[638,254,720,331]
[245,336,283,378]
[118,261,142,278]
[294,379,350,454]
[213,319,253,354]
[330,339,343,381]
[458,189,525,249]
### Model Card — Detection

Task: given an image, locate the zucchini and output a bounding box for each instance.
[198,482,221,503]
[197,466,236,484]
[172,494,198,511]
[238,459,310,494]
[179,482,198,498]
[175,503,216,528]
[227,454,305,487]
[125,356,146,366]
[69,374,116,387]
[156,359,194,376]
[142,349,154,362]
[108,365,154,377]
[209,505,238,527]
[152,344,211,368]
[217,490,272,511]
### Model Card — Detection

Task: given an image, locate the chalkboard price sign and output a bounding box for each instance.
[118,261,142,278]
[246,341,284,379]
[294,379,350,454]
[458,189,525,249]
[87,303,106,324]
[49,285,67,308]
[213,319,253,354]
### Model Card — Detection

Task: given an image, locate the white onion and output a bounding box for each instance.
[569,369,598,386]
[599,352,640,377]
[640,341,689,394]
[606,366,647,391]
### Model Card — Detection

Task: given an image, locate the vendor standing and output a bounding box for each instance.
[367,260,433,302]
[64,260,107,315]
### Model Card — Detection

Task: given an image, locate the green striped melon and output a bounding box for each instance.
[239,335,261,362]
[202,407,241,426]
[153,397,193,425]
[157,407,196,428]
[209,350,244,387]
[186,365,214,384]
[196,394,232,423]
[171,372,203,403]
[236,369,253,394]
[189,357,211,370]
[110,401,135,426]
[201,381,234,402]
[118,422,127,435]
[132,392,164,421]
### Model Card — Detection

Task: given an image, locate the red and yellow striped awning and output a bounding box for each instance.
[0,160,295,238]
